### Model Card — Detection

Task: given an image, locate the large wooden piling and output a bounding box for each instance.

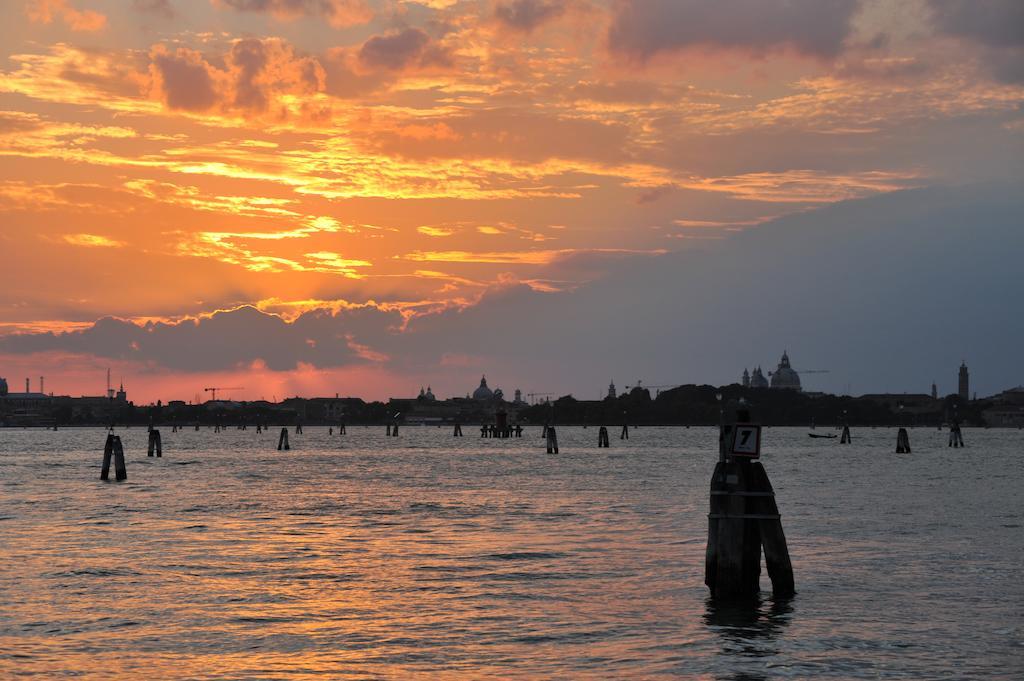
[391,423,399,436]
[453,423,463,437]
[295,424,303,434]
[278,427,290,451]
[546,426,559,454]
[948,422,964,448]
[896,427,911,453]
[147,429,162,457]
[339,423,346,435]
[515,425,523,438]
[620,424,629,440]
[101,434,127,481]
[840,425,851,444]
[598,426,610,448]
[705,408,794,600]
[387,423,392,436]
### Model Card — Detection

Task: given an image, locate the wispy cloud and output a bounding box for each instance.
[60,233,126,248]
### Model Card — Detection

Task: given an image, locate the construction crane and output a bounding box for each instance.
[526,392,554,405]
[624,381,682,396]
[204,386,244,401]
[767,369,830,376]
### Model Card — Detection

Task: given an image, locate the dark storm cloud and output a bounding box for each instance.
[151,48,219,111]
[927,0,1024,83]
[0,305,402,372]
[927,0,1024,48]
[606,0,862,61]
[494,0,566,33]
[133,0,176,18]
[231,38,270,111]
[357,28,452,71]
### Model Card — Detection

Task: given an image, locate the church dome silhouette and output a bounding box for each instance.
[472,375,494,400]
[769,351,802,391]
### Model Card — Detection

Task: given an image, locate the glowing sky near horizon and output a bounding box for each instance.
[0,0,1022,402]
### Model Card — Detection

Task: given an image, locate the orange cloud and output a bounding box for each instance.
[25,0,107,31]
[214,0,373,28]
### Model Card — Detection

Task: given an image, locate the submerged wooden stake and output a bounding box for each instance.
[896,427,911,453]
[147,429,162,457]
[546,426,559,454]
[705,409,794,600]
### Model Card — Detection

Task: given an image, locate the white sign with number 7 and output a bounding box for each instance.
[731,424,762,458]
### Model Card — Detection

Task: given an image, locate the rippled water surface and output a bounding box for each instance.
[1,426,1022,679]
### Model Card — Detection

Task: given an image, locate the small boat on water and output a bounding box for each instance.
[808,433,837,439]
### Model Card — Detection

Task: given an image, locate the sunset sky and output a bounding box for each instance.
[1,0,1022,402]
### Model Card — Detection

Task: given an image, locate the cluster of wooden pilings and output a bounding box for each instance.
[480,424,523,438]
[948,422,964,448]
[705,407,795,600]
[545,426,559,454]
[100,433,127,481]
[598,426,610,447]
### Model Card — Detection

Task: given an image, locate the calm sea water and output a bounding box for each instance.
[1,426,1021,679]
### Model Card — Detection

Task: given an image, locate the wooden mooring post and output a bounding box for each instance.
[948,422,964,448]
[896,427,911,453]
[100,433,127,482]
[705,405,794,600]
[546,426,559,454]
[339,423,346,435]
[840,425,851,444]
[147,429,162,457]
[620,424,629,440]
[453,423,463,437]
[598,426,610,448]
[278,427,290,451]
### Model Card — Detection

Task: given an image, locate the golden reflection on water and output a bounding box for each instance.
[1,426,1022,678]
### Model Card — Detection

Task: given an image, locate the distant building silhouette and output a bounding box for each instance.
[769,351,801,391]
[931,382,938,400]
[607,381,617,399]
[741,369,750,388]
[750,366,769,389]
[958,362,970,401]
